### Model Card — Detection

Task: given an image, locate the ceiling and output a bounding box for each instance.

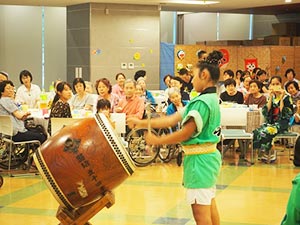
[0,0,300,14]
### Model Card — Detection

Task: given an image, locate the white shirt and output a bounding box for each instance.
[15,84,41,108]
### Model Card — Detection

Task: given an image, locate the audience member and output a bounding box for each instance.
[256,70,269,93]
[244,80,267,108]
[0,71,9,82]
[235,69,244,89]
[84,81,94,94]
[69,78,94,110]
[178,68,193,93]
[170,76,190,101]
[252,67,261,80]
[166,87,188,116]
[197,50,207,61]
[135,83,144,98]
[220,79,244,104]
[112,73,126,99]
[240,75,252,97]
[15,70,41,108]
[48,82,72,134]
[97,98,115,128]
[134,70,146,81]
[0,80,46,144]
[284,68,298,87]
[95,78,119,112]
[293,100,300,125]
[163,74,173,102]
[285,81,300,105]
[136,77,156,105]
[115,79,144,120]
[253,76,293,163]
[219,69,234,93]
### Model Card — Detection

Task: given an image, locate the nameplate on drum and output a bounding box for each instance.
[64,138,81,153]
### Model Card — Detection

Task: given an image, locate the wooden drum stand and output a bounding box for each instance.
[56,192,115,225]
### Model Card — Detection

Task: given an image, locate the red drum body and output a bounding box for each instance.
[33,114,135,209]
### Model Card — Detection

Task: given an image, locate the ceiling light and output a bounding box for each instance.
[166,0,220,5]
[285,0,292,2]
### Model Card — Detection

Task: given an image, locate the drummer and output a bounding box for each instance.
[128,50,223,225]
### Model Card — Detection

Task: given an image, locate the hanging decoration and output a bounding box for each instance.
[177,50,185,60]
[244,58,258,72]
[219,49,229,68]
[133,52,141,60]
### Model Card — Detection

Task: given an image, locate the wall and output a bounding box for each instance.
[66,4,90,83]
[253,13,300,39]
[90,4,160,89]
[160,11,175,44]
[183,13,250,44]
[0,5,66,90]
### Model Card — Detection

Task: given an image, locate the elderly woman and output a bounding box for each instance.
[95,78,119,112]
[112,73,126,99]
[0,80,46,144]
[69,78,94,110]
[15,70,41,108]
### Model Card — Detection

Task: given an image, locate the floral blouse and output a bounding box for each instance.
[48,100,72,134]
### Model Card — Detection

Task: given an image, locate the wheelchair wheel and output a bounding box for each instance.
[0,175,3,187]
[126,128,160,167]
[0,142,29,170]
[157,128,173,162]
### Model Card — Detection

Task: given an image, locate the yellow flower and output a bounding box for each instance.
[266,126,277,135]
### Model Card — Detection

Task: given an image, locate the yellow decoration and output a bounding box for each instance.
[266,126,277,135]
[149,49,153,54]
[129,39,134,44]
[141,63,145,67]
[134,52,141,60]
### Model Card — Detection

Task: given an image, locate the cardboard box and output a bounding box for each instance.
[263,35,291,46]
[272,23,300,36]
[205,40,242,46]
[292,36,300,46]
[242,39,264,46]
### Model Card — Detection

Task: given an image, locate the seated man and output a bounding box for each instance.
[220,78,244,104]
[115,79,144,120]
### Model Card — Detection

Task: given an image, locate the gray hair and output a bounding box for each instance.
[168,87,181,98]
[124,79,136,87]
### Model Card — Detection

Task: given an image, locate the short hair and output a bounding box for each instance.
[95,78,112,94]
[197,50,207,59]
[124,79,136,87]
[19,70,32,84]
[270,75,282,84]
[178,68,188,76]
[253,67,261,74]
[285,68,296,78]
[168,87,181,98]
[257,70,266,77]
[224,69,234,78]
[249,80,263,90]
[72,78,86,92]
[115,73,126,80]
[97,98,111,112]
[0,80,14,97]
[134,70,146,81]
[0,71,9,79]
[285,80,299,92]
[163,74,173,83]
[224,78,236,87]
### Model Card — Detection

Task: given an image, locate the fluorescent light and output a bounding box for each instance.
[285,0,292,2]
[166,1,220,5]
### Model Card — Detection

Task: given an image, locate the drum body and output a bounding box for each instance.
[34,113,135,209]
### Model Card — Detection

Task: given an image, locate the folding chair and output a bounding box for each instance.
[273,130,299,160]
[0,115,41,176]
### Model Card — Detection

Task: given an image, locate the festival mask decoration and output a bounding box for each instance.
[244,58,258,72]
[177,50,185,60]
[219,49,229,68]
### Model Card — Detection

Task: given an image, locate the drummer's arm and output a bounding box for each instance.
[145,118,196,145]
[127,112,182,129]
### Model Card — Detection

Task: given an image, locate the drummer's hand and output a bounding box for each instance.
[145,132,160,145]
[127,117,140,129]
